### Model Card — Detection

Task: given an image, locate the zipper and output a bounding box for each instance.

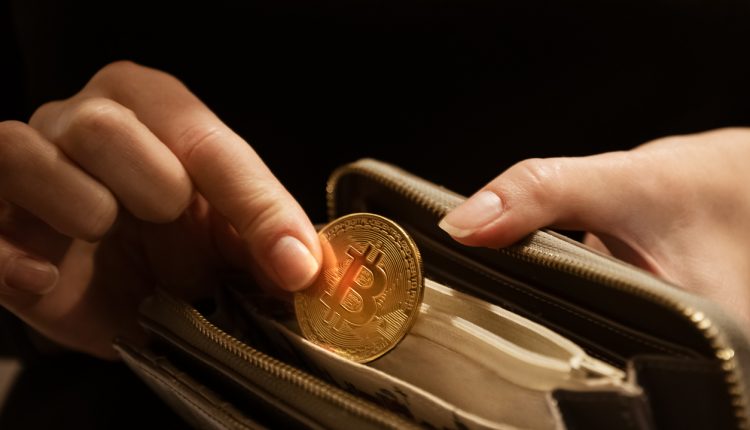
[144,291,421,430]
[327,158,748,428]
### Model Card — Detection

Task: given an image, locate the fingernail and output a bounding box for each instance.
[4,257,59,294]
[269,236,320,291]
[438,190,503,238]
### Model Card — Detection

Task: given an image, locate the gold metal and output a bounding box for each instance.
[295,213,424,363]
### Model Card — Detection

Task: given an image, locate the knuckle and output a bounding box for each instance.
[176,123,227,165]
[91,60,181,92]
[516,158,561,188]
[62,98,133,151]
[513,158,562,195]
[92,60,143,85]
[67,97,132,134]
[636,135,683,151]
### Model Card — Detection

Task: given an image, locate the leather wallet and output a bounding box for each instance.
[115,158,750,429]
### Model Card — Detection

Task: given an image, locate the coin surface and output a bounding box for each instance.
[294,213,424,363]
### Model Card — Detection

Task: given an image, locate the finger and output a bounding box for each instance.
[0,236,59,296]
[0,121,118,241]
[582,232,611,255]
[583,232,666,276]
[80,61,321,291]
[30,98,193,223]
[438,152,661,248]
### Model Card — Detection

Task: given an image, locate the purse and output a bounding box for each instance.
[114,158,750,429]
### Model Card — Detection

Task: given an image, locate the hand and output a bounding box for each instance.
[439,128,750,326]
[0,61,322,359]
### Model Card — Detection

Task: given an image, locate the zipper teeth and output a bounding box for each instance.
[329,160,748,428]
[162,294,418,430]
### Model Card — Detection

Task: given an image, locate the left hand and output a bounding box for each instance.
[0,61,322,359]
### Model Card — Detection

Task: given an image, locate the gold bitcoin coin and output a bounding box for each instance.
[294,213,424,363]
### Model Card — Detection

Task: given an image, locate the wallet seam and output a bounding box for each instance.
[432,243,687,358]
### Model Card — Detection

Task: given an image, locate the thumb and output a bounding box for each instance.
[438,153,656,248]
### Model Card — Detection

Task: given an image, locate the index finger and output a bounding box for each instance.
[84,61,321,291]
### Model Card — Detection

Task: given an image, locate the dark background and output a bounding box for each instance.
[4,0,750,222]
[1,0,750,427]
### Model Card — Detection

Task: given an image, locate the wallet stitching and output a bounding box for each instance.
[127,355,251,430]
[433,246,685,357]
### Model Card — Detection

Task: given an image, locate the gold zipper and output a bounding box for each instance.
[145,291,421,430]
[327,158,748,428]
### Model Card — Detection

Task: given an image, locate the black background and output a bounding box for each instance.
[2,1,750,427]
[4,0,750,222]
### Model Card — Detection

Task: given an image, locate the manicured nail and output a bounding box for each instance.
[438,190,503,238]
[269,236,320,291]
[4,257,59,294]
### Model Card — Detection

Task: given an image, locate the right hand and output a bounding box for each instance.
[439,128,750,327]
[0,61,322,359]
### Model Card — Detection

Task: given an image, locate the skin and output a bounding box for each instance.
[439,128,750,328]
[1,61,748,359]
[0,61,322,359]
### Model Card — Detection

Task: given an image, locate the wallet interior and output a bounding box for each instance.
[123,159,746,430]
[231,277,636,430]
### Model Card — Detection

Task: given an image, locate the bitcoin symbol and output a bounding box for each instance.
[320,243,387,330]
[294,213,424,363]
